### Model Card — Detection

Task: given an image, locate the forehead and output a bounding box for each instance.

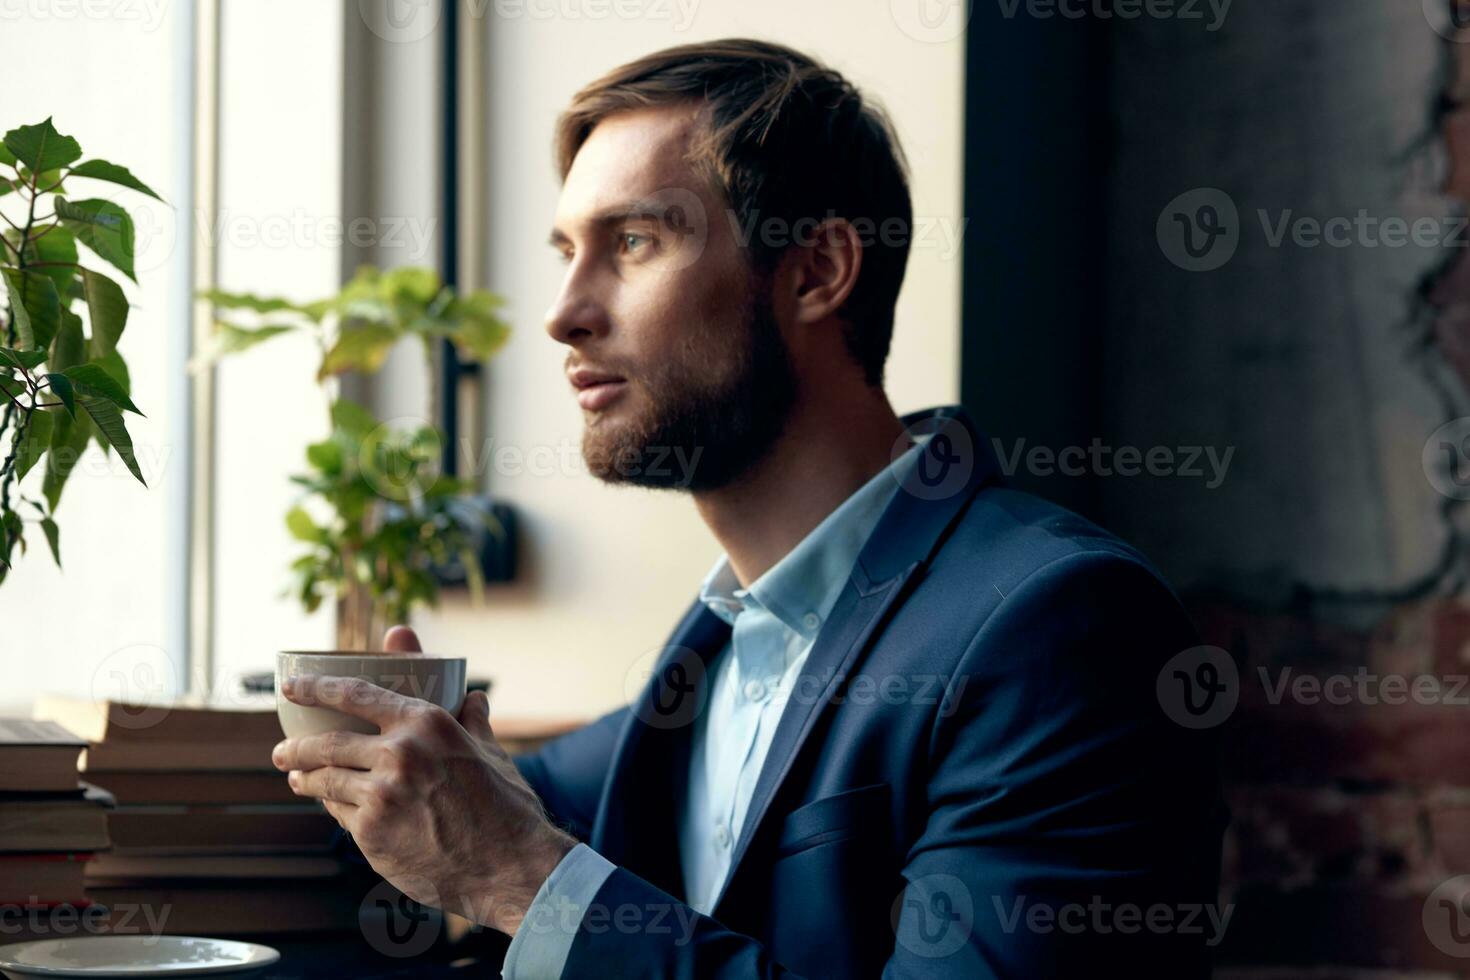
[555,105,708,227]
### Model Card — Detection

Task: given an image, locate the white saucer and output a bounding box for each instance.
[0,936,279,978]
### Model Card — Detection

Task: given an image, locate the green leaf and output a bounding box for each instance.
[48,310,84,374]
[67,160,162,201]
[17,228,79,299]
[319,322,398,379]
[198,289,317,318]
[78,393,143,484]
[92,349,129,393]
[61,362,141,415]
[42,409,90,512]
[0,143,15,168]
[305,439,344,475]
[44,373,75,419]
[55,198,135,282]
[330,398,378,438]
[0,373,22,403]
[450,290,511,361]
[0,347,46,370]
[3,267,62,350]
[211,322,295,355]
[80,269,128,356]
[39,518,60,568]
[15,408,54,480]
[381,266,441,305]
[286,506,324,543]
[3,119,81,175]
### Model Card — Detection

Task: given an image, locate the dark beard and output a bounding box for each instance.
[582,293,797,492]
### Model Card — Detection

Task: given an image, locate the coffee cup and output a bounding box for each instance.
[275,650,468,738]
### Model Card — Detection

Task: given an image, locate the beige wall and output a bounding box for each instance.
[0,3,191,711]
[409,3,967,721]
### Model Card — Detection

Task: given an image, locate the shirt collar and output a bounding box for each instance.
[697,437,928,639]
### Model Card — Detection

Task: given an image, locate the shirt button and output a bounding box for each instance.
[713,824,731,848]
[743,679,768,702]
[802,612,821,631]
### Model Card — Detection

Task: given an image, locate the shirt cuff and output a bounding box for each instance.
[501,842,617,979]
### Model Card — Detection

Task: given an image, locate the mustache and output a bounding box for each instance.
[565,356,636,381]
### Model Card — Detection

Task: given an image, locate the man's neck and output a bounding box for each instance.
[694,390,910,589]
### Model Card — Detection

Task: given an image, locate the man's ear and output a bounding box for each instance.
[790,218,863,326]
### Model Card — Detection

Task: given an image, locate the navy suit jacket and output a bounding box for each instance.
[515,405,1226,978]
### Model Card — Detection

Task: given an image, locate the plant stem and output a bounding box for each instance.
[0,175,41,519]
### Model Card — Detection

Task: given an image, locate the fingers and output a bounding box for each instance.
[289,765,377,806]
[320,798,359,835]
[281,674,413,730]
[382,625,423,654]
[273,728,380,773]
[457,690,494,742]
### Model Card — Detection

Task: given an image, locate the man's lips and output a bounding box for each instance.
[568,368,629,412]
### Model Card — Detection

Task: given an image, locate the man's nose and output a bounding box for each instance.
[544,278,610,346]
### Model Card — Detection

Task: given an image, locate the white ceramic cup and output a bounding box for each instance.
[275,650,468,738]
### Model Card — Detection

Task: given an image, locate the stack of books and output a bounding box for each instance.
[32,697,371,936]
[0,718,112,945]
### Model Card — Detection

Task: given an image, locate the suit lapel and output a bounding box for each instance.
[592,602,730,900]
[711,405,1003,912]
[710,558,921,911]
[594,406,1002,910]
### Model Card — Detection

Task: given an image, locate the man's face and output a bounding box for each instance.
[545,105,796,491]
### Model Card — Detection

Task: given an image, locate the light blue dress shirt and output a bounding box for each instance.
[503,440,923,978]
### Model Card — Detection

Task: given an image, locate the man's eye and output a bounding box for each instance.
[621,232,651,254]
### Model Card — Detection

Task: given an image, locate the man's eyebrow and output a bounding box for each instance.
[547,199,682,247]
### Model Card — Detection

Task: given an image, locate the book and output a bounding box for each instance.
[87,879,368,935]
[0,853,93,906]
[0,719,85,793]
[81,770,296,806]
[105,805,339,853]
[86,852,348,883]
[80,740,277,773]
[32,696,284,744]
[0,784,113,853]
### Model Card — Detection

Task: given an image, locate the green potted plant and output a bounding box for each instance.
[202,265,511,649]
[0,118,157,584]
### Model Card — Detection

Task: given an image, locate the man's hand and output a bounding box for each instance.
[272,625,576,936]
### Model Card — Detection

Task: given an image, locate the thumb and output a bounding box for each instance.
[382,625,423,654]
[457,689,495,741]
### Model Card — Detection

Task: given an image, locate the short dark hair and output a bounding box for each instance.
[553,38,913,387]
